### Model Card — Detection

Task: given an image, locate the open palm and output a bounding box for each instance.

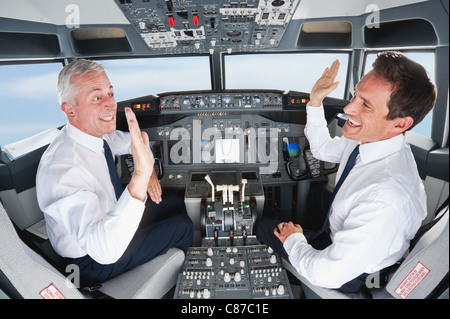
[310,59,341,106]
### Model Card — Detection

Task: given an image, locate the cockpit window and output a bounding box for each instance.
[224,52,350,99]
[98,56,212,101]
[364,52,435,138]
[0,62,64,147]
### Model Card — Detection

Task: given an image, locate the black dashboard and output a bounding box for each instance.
[116,89,346,189]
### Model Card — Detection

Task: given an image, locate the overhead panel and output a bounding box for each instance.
[114,0,300,54]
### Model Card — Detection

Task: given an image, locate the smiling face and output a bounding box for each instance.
[342,71,413,144]
[62,70,117,138]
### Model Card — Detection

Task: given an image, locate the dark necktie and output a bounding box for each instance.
[309,145,360,241]
[103,140,123,200]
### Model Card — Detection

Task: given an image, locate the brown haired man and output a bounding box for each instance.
[255,51,437,293]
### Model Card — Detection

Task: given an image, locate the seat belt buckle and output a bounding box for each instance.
[82,284,102,292]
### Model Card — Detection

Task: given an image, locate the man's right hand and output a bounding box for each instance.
[125,107,154,202]
[309,59,340,106]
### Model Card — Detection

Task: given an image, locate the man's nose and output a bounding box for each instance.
[104,95,117,108]
[344,98,358,115]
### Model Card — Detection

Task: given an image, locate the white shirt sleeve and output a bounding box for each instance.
[283,197,405,288]
[104,130,131,156]
[38,161,145,264]
[304,104,348,164]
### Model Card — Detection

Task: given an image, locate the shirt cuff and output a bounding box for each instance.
[306,103,327,124]
[113,186,146,216]
[283,232,307,254]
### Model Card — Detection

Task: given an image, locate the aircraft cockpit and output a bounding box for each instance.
[0,0,448,302]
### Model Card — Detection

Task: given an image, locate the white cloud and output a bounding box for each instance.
[0,71,59,102]
[225,53,347,97]
[103,57,211,100]
[0,122,63,146]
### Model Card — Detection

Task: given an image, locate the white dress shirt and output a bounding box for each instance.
[36,123,146,264]
[283,104,427,289]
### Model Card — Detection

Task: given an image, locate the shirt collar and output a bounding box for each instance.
[65,122,104,155]
[359,134,406,164]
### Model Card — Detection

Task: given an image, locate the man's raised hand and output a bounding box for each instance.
[125,107,154,202]
[309,59,340,106]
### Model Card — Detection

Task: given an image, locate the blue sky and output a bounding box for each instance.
[0,53,434,147]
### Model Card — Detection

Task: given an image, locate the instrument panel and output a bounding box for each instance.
[174,243,294,299]
[117,89,313,189]
[117,88,345,241]
[115,0,300,54]
[158,90,284,111]
[126,90,289,114]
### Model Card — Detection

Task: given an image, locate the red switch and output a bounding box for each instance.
[193,14,199,25]
[168,16,174,27]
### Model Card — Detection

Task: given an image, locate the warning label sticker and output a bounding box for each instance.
[40,283,66,299]
[394,262,430,299]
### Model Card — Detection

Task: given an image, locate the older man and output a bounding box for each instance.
[37,59,193,284]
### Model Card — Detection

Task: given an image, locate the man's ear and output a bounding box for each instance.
[394,116,414,133]
[61,102,75,119]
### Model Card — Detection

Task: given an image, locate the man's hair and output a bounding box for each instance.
[372,51,437,130]
[57,59,106,105]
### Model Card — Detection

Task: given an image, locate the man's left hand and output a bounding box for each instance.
[147,171,162,204]
[274,222,303,243]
